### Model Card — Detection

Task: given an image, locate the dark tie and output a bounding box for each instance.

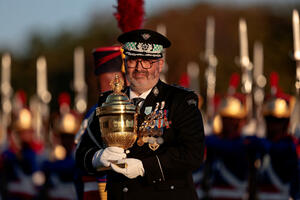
[132,97,144,107]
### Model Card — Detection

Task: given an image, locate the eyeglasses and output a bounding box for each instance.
[126,58,160,69]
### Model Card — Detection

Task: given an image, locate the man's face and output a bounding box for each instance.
[125,57,163,94]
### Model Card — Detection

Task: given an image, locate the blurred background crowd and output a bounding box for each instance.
[0,0,299,199]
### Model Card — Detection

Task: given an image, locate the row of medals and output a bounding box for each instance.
[136,103,165,151]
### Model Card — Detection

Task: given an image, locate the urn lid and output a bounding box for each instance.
[96,75,136,115]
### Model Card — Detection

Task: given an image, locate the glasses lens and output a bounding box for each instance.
[141,60,151,69]
[126,58,159,69]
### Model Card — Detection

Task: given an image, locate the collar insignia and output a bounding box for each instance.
[153,87,159,96]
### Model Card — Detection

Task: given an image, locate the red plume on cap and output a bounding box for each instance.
[58,92,71,115]
[13,90,27,116]
[15,90,27,107]
[179,73,190,88]
[268,71,290,101]
[114,0,144,33]
[263,71,293,118]
[270,71,279,96]
[58,92,71,107]
[227,73,240,95]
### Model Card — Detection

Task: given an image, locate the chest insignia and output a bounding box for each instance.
[137,101,171,151]
[144,106,152,115]
[149,143,160,151]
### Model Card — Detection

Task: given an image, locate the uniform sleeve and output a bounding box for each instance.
[142,91,205,184]
[75,112,104,175]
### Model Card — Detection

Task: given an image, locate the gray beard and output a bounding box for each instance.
[129,78,159,95]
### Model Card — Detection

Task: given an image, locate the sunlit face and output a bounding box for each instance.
[125,56,164,95]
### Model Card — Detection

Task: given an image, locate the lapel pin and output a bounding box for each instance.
[153,87,159,96]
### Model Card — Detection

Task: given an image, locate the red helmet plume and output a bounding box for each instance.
[114,0,144,33]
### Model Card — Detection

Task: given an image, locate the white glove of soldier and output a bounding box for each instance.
[111,158,145,179]
[92,147,126,169]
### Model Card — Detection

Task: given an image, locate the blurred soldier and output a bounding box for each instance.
[0,90,44,200]
[202,74,264,200]
[93,46,126,92]
[39,92,80,200]
[74,46,125,200]
[256,72,299,200]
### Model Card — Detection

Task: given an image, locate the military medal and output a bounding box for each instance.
[137,137,144,146]
[157,137,164,144]
[144,106,152,115]
[149,142,159,151]
[160,101,165,109]
[137,101,171,151]
[142,136,149,143]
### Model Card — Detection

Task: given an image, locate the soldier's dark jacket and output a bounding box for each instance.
[75,80,205,200]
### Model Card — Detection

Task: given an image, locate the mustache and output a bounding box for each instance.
[133,70,149,76]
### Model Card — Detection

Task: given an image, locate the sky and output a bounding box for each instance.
[0,0,299,54]
[0,0,197,53]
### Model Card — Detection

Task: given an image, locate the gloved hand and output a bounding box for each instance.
[92,147,126,169]
[111,158,145,179]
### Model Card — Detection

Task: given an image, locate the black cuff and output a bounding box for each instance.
[84,147,100,174]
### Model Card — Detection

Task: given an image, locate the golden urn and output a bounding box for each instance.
[96,75,138,150]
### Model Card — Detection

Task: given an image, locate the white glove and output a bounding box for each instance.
[92,147,126,169]
[111,158,145,179]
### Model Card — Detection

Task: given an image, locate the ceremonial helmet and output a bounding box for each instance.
[212,73,248,136]
[12,90,34,132]
[92,46,125,76]
[51,93,81,160]
[53,92,81,135]
[218,73,248,119]
[92,46,127,93]
[262,72,295,118]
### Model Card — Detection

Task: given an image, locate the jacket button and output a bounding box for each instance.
[170,185,175,190]
[153,180,156,183]
[158,178,162,182]
[123,187,128,192]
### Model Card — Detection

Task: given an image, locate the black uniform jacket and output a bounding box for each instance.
[75,80,205,200]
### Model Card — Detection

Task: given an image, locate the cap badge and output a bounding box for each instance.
[142,33,151,40]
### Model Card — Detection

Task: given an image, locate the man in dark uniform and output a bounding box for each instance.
[75,29,205,200]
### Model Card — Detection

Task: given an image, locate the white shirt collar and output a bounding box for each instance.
[129,88,152,100]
